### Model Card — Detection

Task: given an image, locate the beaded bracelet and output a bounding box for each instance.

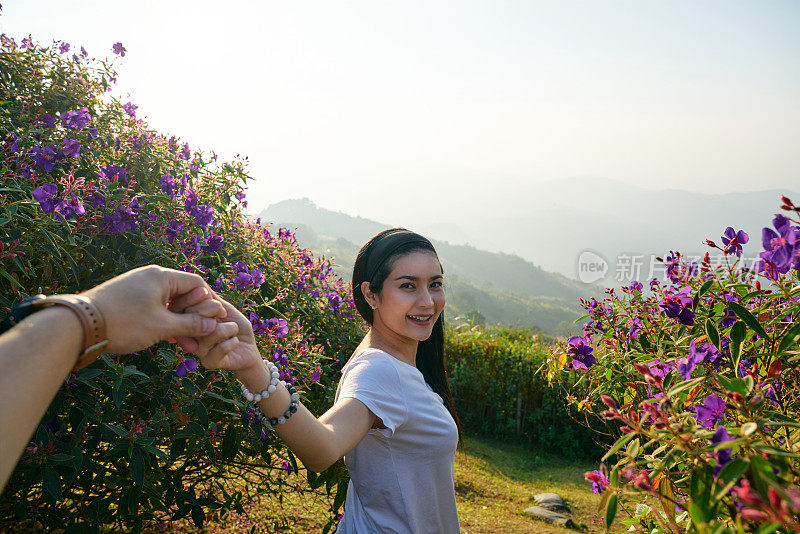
[239,361,300,428]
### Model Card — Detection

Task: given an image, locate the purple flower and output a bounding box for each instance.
[99,164,128,185]
[230,262,264,292]
[585,470,609,494]
[112,42,126,56]
[32,183,62,213]
[30,145,61,172]
[57,194,85,218]
[273,345,288,367]
[212,278,228,292]
[328,292,342,314]
[664,251,682,283]
[710,425,734,476]
[63,138,80,158]
[627,317,642,339]
[629,280,643,293]
[41,113,57,129]
[160,174,179,198]
[677,340,708,380]
[694,394,726,428]
[86,127,99,143]
[251,315,290,338]
[164,219,184,242]
[181,143,191,160]
[59,42,70,54]
[235,191,246,201]
[182,234,202,257]
[102,201,139,234]
[281,460,292,474]
[758,215,799,274]
[20,36,33,50]
[122,101,137,118]
[84,190,106,208]
[267,318,289,338]
[201,231,224,254]
[721,227,749,257]
[183,191,215,229]
[567,335,596,370]
[659,286,695,326]
[176,358,198,377]
[61,108,91,131]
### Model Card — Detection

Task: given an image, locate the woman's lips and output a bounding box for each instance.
[407,314,433,325]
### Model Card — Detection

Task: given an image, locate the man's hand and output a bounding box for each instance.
[81,265,228,354]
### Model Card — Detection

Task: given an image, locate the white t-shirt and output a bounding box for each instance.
[334,348,460,534]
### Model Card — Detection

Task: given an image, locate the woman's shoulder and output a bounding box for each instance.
[341,347,396,373]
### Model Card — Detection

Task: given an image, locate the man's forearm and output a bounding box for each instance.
[0,307,83,491]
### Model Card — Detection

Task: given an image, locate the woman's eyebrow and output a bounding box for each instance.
[393,274,444,281]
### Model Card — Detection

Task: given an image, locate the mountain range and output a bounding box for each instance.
[255,198,594,336]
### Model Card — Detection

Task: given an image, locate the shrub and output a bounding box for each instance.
[0,33,360,532]
[447,326,605,459]
[552,199,800,532]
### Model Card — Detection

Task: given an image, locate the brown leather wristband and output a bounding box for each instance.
[33,295,108,370]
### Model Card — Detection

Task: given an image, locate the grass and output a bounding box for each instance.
[145,436,608,533]
[454,436,604,533]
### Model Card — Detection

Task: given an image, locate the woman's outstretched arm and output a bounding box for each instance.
[185,298,376,473]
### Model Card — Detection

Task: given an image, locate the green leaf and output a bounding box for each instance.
[717,375,748,397]
[730,321,746,363]
[130,448,145,487]
[755,523,782,534]
[191,504,205,527]
[626,438,641,458]
[42,467,62,501]
[667,377,705,397]
[605,494,617,531]
[777,323,800,354]
[222,425,238,460]
[602,433,636,461]
[705,319,720,350]
[609,467,620,488]
[307,469,322,489]
[728,302,769,340]
[688,503,705,526]
[0,267,23,289]
[697,279,715,299]
[713,458,749,502]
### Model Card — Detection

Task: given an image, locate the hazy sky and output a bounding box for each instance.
[3,1,799,224]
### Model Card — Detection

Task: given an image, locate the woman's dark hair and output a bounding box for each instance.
[352,228,463,446]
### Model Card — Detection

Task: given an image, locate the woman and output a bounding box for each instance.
[189,228,463,533]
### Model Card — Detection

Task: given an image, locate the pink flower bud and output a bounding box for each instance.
[633,363,651,375]
[601,395,618,409]
[740,508,768,522]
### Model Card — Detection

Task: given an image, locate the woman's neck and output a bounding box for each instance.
[360,328,418,367]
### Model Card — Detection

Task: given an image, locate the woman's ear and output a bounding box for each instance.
[360,281,376,308]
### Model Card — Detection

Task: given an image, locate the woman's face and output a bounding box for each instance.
[364,251,445,342]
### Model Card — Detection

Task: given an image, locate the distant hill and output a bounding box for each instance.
[256,199,593,335]
[402,178,800,279]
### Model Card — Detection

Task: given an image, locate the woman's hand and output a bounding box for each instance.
[184,299,264,375]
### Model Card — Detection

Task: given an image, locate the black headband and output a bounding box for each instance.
[365,229,435,284]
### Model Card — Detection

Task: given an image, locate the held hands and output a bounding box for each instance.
[80,265,230,354]
[177,296,264,375]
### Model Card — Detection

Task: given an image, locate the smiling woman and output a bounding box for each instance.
[196,228,464,533]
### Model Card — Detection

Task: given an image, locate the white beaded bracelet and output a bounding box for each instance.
[239,361,300,428]
[238,361,281,402]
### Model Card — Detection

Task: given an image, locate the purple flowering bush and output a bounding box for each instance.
[550,200,800,532]
[0,35,360,532]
